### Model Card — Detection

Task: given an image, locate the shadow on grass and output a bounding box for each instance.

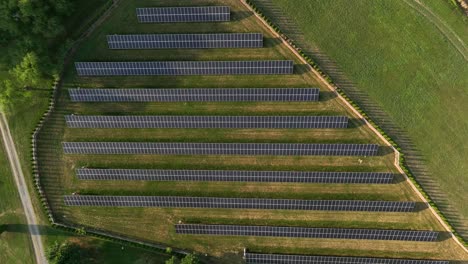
[0,224,72,236]
[378,146,394,156]
[437,231,454,242]
[263,37,281,48]
[294,64,311,75]
[414,202,429,213]
[392,174,406,184]
[319,91,337,102]
[232,11,253,21]
[347,118,365,128]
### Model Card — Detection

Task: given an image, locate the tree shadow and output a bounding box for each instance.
[347,118,365,128]
[263,37,281,48]
[294,64,310,75]
[318,91,337,101]
[392,173,406,183]
[377,146,394,156]
[437,231,454,242]
[0,224,72,236]
[413,202,429,212]
[231,11,253,21]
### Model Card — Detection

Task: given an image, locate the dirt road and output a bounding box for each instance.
[0,113,47,264]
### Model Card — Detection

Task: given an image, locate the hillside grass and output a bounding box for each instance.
[35,0,468,261]
[253,0,468,240]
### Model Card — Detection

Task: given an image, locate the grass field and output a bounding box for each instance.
[251,0,468,240]
[0,134,34,264]
[35,0,468,262]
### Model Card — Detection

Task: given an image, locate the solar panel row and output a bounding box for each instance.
[64,196,415,212]
[76,168,395,184]
[68,88,319,102]
[74,61,294,76]
[175,224,439,242]
[107,33,263,49]
[62,142,379,156]
[243,252,449,264]
[136,6,230,23]
[65,115,349,129]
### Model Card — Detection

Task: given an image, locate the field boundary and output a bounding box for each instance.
[240,0,468,252]
[29,0,188,258]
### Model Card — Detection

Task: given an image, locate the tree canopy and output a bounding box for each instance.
[47,241,92,264]
[0,0,75,111]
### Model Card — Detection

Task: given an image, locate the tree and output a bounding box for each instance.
[75,227,86,235]
[180,254,200,264]
[46,241,61,261]
[165,256,179,264]
[46,241,92,264]
[10,52,41,88]
[0,79,30,111]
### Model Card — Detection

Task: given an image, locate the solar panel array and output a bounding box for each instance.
[243,252,449,264]
[62,142,379,156]
[107,33,263,49]
[76,168,395,184]
[175,224,439,242]
[136,6,230,23]
[65,115,349,129]
[68,88,319,102]
[75,61,294,76]
[63,196,415,212]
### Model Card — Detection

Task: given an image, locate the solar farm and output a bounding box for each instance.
[35,0,468,263]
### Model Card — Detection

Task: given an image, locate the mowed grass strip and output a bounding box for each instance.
[64,128,371,144]
[68,102,342,116]
[64,154,397,173]
[59,207,463,260]
[73,182,408,201]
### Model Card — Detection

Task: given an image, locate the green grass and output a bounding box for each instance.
[90,242,170,263]
[0,136,34,264]
[34,0,468,261]
[253,0,468,240]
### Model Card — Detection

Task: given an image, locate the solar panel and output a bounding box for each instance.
[74,61,294,76]
[63,195,415,212]
[68,88,319,102]
[107,33,263,49]
[175,224,439,242]
[136,6,230,23]
[76,168,395,184]
[243,252,449,264]
[62,142,379,156]
[65,115,349,129]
